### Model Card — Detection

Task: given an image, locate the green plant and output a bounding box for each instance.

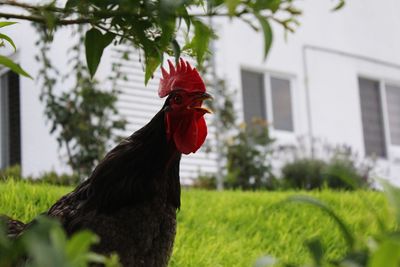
[34,171,80,186]
[192,174,217,190]
[281,159,327,190]
[0,165,80,186]
[280,143,373,190]
[0,216,121,267]
[225,119,275,190]
[36,26,126,179]
[0,165,22,181]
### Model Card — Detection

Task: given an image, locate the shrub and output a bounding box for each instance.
[323,158,370,189]
[280,146,372,190]
[0,165,80,186]
[192,174,217,190]
[0,165,22,181]
[281,159,327,190]
[225,119,275,190]
[34,171,80,186]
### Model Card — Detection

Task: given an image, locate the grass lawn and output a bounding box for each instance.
[0,180,389,266]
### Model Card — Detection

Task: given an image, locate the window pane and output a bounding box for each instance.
[241,70,266,124]
[359,77,387,158]
[386,84,400,145]
[270,77,293,131]
[0,71,21,169]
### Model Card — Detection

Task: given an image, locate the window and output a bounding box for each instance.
[270,77,294,131]
[241,70,266,124]
[0,71,21,169]
[359,77,400,158]
[386,84,400,146]
[241,69,295,132]
[359,78,387,158]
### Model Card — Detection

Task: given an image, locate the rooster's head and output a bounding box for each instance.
[159,58,212,154]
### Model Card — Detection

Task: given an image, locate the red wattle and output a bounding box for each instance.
[172,115,207,154]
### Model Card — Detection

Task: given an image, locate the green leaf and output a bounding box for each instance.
[253,0,281,13]
[0,22,17,28]
[66,230,99,260]
[332,0,345,11]
[191,20,213,64]
[0,55,32,78]
[85,28,115,78]
[285,195,355,249]
[65,0,80,9]
[0,33,16,51]
[225,0,241,16]
[171,39,181,64]
[254,14,273,60]
[369,240,400,267]
[144,56,160,85]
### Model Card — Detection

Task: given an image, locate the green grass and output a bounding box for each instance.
[0,180,390,266]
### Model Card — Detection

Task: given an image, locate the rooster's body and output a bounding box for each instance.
[3,59,211,267]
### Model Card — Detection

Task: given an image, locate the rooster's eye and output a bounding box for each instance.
[173,94,183,105]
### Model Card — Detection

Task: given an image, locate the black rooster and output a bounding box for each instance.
[4,59,212,267]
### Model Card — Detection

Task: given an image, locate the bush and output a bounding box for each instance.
[281,159,327,190]
[281,157,371,190]
[0,165,80,186]
[192,174,217,190]
[34,170,80,186]
[0,165,22,181]
[225,119,275,190]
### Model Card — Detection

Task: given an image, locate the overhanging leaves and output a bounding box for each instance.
[0,22,17,28]
[85,28,115,78]
[0,55,31,78]
[255,13,273,60]
[0,33,17,51]
[191,20,213,65]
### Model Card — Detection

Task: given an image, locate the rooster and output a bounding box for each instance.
[3,59,212,267]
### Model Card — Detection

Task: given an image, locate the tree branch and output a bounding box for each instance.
[0,12,91,25]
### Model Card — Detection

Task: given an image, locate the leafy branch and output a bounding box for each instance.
[0,0,346,84]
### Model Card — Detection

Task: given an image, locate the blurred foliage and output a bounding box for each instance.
[0,0,346,82]
[0,165,80,186]
[256,180,400,267]
[225,119,275,190]
[35,26,126,179]
[0,216,121,267]
[280,142,373,190]
[191,174,217,190]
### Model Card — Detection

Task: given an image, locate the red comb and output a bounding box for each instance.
[158,58,206,98]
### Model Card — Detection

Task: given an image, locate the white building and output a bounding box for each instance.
[1,0,400,184]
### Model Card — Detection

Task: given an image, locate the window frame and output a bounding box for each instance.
[240,66,297,135]
[265,72,296,134]
[358,75,400,161]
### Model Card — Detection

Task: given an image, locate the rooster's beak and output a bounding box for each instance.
[190,92,213,114]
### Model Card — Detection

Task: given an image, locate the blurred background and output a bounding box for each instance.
[1,0,400,190]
